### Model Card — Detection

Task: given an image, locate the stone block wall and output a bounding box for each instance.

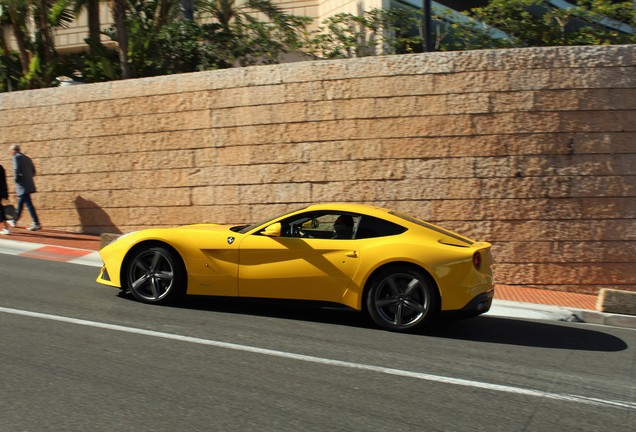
[0,45,634,295]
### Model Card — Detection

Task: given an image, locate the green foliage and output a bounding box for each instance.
[461,0,636,47]
[99,0,311,77]
[197,0,312,67]
[307,13,368,59]
[55,39,120,84]
[306,1,636,56]
[49,0,76,28]
[82,37,119,81]
[19,55,43,89]
[121,0,180,77]
[0,51,20,91]
[1,0,97,88]
[305,9,424,59]
[156,19,214,73]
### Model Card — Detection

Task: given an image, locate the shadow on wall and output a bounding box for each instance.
[74,196,122,235]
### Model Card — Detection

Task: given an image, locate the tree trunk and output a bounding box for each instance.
[0,24,11,57]
[38,0,54,65]
[113,0,131,79]
[87,0,101,51]
[8,11,30,76]
[156,0,173,29]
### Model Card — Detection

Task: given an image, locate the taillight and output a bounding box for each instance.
[473,251,482,270]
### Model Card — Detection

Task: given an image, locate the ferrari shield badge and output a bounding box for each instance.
[227,236,235,245]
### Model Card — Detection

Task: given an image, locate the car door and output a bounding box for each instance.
[236,213,361,303]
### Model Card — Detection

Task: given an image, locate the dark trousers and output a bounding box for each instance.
[16,193,39,224]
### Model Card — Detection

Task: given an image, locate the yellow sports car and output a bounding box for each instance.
[97,203,493,332]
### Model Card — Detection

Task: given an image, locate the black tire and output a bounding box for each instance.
[366,266,437,332]
[124,245,186,305]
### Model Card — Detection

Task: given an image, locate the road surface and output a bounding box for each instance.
[1,254,634,431]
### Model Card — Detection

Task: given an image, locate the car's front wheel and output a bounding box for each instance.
[124,245,186,304]
[366,266,437,332]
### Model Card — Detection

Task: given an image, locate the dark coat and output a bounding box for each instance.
[13,152,37,196]
[0,164,8,200]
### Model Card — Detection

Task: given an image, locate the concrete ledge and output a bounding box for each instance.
[572,309,636,329]
[100,233,120,249]
[596,289,636,316]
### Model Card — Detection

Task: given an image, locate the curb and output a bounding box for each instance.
[488,300,579,322]
[488,300,636,330]
[570,308,636,329]
[0,238,102,267]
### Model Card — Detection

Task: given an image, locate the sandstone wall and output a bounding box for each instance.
[0,45,634,295]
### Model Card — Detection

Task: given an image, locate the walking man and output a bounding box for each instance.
[9,144,41,231]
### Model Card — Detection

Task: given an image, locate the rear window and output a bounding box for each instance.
[356,216,406,239]
[390,211,473,245]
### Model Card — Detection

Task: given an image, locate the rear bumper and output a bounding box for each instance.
[440,289,494,319]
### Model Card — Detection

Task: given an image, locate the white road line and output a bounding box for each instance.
[1,305,634,411]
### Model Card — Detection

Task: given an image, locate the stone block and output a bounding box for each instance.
[492,240,636,264]
[493,263,636,286]
[559,110,636,133]
[176,71,211,93]
[597,289,636,315]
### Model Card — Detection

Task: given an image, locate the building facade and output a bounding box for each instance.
[9,1,390,55]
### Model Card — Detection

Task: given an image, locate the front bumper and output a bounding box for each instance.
[97,265,120,288]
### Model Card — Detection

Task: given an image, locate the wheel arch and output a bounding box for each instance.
[360,261,441,313]
[120,240,187,290]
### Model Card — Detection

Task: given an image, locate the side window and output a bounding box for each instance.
[356,216,406,239]
[281,213,360,240]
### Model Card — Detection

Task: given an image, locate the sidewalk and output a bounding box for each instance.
[1,227,635,329]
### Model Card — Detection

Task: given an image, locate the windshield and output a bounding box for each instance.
[235,206,309,234]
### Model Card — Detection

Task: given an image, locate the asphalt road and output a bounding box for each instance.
[1,254,635,432]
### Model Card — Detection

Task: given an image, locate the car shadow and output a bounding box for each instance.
[424,317,628,352]
[117,293,628,352]
[172,294,378,329]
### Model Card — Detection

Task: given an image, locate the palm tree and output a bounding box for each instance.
[0,1,14,56]
[198,0,310,67]
[66,0,101,51]
[0,0,31,77]
[200,0,302,35]
[36,0,55,66]
[110,0,130,78]
[156,0,178,28]
[0,0,76,88]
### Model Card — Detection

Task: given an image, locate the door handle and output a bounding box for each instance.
[345,251,358,258]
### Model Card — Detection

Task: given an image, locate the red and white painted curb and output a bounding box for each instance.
[0,238,101,267]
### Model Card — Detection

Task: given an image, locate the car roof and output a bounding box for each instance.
[303,203,392,216]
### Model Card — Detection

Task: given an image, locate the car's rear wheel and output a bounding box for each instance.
[125,245,186,304]
[366,266,437,332]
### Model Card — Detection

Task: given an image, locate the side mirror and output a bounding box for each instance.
[262,222,282,237]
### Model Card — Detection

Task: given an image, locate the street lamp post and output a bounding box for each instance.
[181,0,194,20]
[422,0,433,52]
